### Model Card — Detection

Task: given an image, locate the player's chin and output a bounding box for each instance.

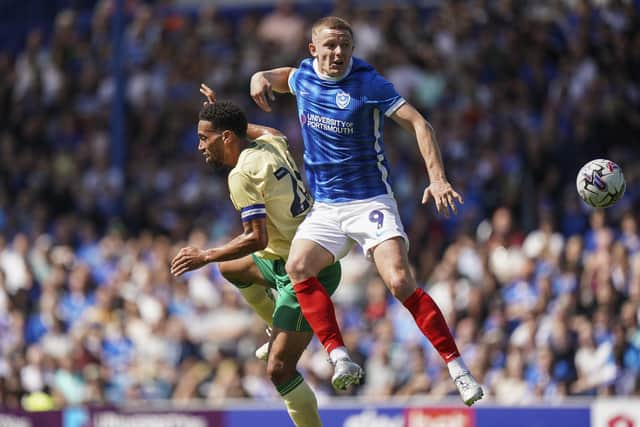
[329,65,345,76]
[205,157,221,168]
[211,161,229,172]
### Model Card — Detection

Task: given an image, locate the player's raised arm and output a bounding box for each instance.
[250,67,297,112]
[246,123,285,139]
[390,103,464,218]
[200,83,285,139]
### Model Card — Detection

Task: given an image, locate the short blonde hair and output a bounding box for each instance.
[311,16,353,40]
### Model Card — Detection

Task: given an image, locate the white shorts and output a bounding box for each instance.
[293,195,409,261]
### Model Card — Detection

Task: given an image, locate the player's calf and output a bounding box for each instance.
[268,328,323,427]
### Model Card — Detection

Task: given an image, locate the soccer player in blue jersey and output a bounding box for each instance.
[250,16,483,405]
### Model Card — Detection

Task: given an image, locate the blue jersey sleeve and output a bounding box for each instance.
[368,73,406,117]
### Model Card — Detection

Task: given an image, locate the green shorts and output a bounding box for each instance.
[252,254,341,332]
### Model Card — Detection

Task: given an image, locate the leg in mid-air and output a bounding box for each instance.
[267,328,321,427]
[265,256,342,426]
[285,239,363,390]
[371,236,484,406]
[219,255,275,326]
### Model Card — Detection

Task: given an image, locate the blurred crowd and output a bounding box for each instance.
[1,0,640,410]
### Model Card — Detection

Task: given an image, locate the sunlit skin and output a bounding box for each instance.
[172,86,265,278]
[197,121,242,169]
[309,27,354,78]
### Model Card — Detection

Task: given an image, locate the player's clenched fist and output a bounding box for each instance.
[250,72,276,112]
[170,246,208,276]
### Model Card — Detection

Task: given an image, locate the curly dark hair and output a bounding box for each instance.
[199,101,248,138]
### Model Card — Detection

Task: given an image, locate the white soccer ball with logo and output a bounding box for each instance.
[576,159,625,208]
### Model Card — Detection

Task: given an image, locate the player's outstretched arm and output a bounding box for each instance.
[170,218,268,276]
[391,103,464,218]
[250,67,297,112]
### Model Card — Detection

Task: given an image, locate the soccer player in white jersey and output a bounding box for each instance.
[171,85,342,426]
[250,16,483,405]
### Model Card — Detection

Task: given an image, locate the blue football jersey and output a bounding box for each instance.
[288,57,406,202]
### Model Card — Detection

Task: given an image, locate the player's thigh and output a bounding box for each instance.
[340,195,409,258]
[286,238,336,280]
[273,261,341,332]
[371,236,416,301]
[287,203,352,279]
[218,255,269,288]
[267,327,313,382]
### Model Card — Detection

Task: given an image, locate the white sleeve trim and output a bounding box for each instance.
[384,98,406,117]
[287,68,298,95]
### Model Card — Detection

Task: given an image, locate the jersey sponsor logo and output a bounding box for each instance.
[301,112,355,135]
[336,90,351,109]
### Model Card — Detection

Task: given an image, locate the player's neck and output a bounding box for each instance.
[230,139,251,166]
[238,138,253,154]
[312,57,353,81]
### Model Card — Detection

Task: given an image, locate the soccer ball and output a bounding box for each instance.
[576,159,625,208]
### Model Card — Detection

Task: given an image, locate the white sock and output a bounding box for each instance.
[329,346,350,364]
[447,357,469,379]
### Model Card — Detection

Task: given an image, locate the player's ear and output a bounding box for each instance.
[221,130,233,144]
[308,42,317,57]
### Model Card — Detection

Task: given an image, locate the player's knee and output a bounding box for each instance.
[219,263,249,288]
[386,272,415,301]
[285,257,309,283]
[218,262,234,281]
[267,356,295,386]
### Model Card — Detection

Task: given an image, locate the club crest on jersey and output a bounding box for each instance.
[336,91,351,109]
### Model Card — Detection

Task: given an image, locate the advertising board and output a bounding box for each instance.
[591,399,640,427]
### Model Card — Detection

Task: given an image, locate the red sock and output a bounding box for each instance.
[403,288,460,363]
[293,277,345,354]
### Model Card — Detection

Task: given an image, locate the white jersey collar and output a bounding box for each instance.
[312,57,353,82]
